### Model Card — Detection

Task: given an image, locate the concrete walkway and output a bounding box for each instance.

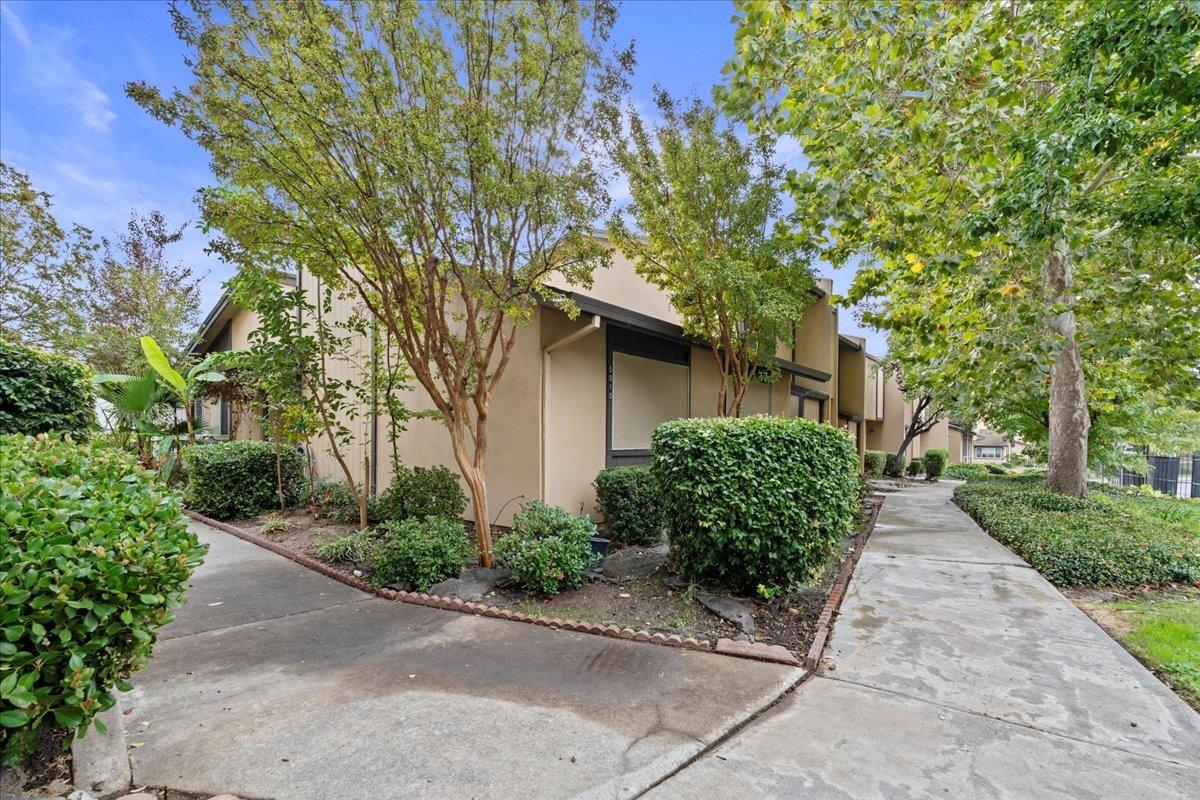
[124,520,800,800]
[648,481,1200,799]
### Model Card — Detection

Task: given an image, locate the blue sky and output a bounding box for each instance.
[0,0,882,354]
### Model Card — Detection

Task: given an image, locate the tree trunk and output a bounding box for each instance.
[463,466,493,567]
[359,453,370,530]
[1043,241,1090,497]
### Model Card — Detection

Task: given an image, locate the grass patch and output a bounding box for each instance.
[954,475,1200,587]
[1074,588,1200,711]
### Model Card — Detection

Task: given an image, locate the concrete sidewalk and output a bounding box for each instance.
[123,520,801,800]
[647,481,1200,799]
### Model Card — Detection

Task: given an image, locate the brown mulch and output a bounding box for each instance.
[223,497,880,656]
[0,726,72,797]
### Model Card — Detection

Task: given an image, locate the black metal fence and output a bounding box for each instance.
[1099,452,1199,499]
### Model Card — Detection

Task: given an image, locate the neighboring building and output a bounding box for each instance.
[193,236,904,524]
[970,426,1026,463]
[862,366,976,464]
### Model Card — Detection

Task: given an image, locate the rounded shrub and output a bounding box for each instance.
[0,435,205,764]
[924,449,948,480]
[986,463,1008,475]
[313,478,373,524]
[907,456,925,476]
[494,501,595,596]
[372,516,472,591]
[652,416,860,595]
[0,340,93,436]
[376,464,466,522]
[863,450,887,478]
[184,440,306,520]
[593,465,663,546]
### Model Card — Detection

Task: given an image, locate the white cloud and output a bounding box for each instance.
[55,161,119,196]
[1,4,117,133]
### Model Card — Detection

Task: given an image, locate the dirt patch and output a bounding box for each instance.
[483,497,879,655]
[230,508,363,574]
[0,726,72,798]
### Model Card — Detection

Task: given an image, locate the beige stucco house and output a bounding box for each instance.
[193,237,897,525]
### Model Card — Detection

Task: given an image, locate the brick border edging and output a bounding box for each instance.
[184,509,801,667]
[802,495,882,669]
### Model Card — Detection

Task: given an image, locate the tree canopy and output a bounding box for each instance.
[722,0,1200,493]
[130,0,629,560]
[601,89,815,416]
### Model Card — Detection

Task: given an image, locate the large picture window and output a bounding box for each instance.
[607,326,690,466]
[974,445,1005,459]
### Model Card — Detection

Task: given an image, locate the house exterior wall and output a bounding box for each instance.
[948,427,966,463]
[195,242,849,525]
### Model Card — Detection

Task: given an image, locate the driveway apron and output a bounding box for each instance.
[124,520,801,800]
[647,481,1200,799]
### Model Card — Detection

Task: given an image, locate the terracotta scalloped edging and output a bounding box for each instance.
[803,496,882,669]
[185,505,876,669]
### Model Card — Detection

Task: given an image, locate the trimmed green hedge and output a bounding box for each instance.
[184,440,306,519]
[906,456,925,476]
[652,416,860,594]
[0,435,204,763]
[884,452,906,477]
[377,465,466,522]
[946,462,989,480]
[372,516,472,591]
[495,501,594,596]
[0,340,93,436]
[863,450,887,478]
[593,466,663,546]
[954,476,1200,587]
[924,449,948,480]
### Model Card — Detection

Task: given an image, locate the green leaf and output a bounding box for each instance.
[0,710,27,728]
[53,706,84,727]
[141,336,185,393]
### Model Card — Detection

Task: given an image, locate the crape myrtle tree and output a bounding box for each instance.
[599,89,816,416]
[129,0,629,563]
[722,0,1200,497]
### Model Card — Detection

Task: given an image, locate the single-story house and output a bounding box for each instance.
[192,236,902,524]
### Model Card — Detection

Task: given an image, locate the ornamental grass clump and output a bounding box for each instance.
[0,435,205,764]
[652,416,860,595]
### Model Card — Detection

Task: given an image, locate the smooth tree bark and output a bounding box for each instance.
[1043,241,1089,497]
[888,394,943,477]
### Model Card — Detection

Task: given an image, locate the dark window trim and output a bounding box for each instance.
[606,325,690,468]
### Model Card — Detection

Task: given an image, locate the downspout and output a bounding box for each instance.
[540,314,602,502]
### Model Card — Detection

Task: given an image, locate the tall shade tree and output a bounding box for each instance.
[722,0,1200,496]
[0,163,95,348]
[75,210,203,374]
[600,89,815,416]
[129,0,626,563]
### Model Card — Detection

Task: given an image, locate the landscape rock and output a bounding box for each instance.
[663,574,690,592]
[601,542,669,581]
[428,567,511,601]
[698,594,756,637]
[116,793,159,800]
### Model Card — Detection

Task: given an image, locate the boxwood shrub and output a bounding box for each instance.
[906,456,925,476]
[652,416,860,594]
[494,501,595,596]
[376,465,466,522]
[184,440,306,520]
[924,449,948,480]
[372,516,472,591]
[0,435,205,764]
[593,465,663,546]
[863,450,887,478]
[0,340,93,436]
[953,476,1200,587]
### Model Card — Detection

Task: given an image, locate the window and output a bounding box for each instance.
[607,326,689,466]
[974,445,1005,459]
